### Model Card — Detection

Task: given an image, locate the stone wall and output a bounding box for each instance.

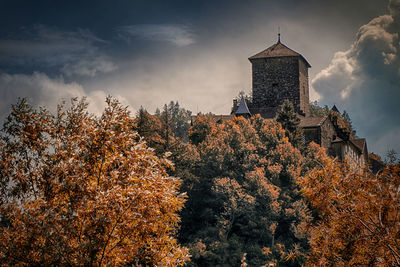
[320,119,336,150]
[298,59,310,116]
[303,119,336,151]
[342,142,366,169]
[250,56,309,117]
[303,128,321,146]
[251,57,299,113]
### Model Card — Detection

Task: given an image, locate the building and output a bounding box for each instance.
[246,36,310,118]
[230,36,369,168]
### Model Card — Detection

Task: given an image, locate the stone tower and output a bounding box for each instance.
[247,37,311,118]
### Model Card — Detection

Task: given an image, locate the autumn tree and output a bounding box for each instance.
[179,115,318,266]
[0,97,189,265]
[299,155,400,266]
[385,149,399,165]
[134,107,166,155]
[188,115,215,146]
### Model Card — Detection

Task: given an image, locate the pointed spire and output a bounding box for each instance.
[235,96,252,116]
[331,104,340,113]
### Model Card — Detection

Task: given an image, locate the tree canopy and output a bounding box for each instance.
[299,155,400,265]
[276,99,304,149]
[177,115,324,266]
[0,97,189,265]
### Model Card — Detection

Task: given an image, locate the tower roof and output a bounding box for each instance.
[331,105,340,113]
[249,41,311,67]
[235,96,252,115]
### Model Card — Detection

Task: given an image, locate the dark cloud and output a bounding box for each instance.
[0,25,117,77]
[0,0,394,155]
[312,0,400,156]
[117,24,195,47]
[389,0,400,17]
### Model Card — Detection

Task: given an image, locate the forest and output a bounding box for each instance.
[0,97,399,266]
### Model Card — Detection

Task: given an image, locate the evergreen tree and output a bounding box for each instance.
[178,115,324,266]
[134,101,192,156]
[158,101,192,142]
[341,110,356,137]
[276,99,304,150]
[309,101,329,117]
[134,107,165,155]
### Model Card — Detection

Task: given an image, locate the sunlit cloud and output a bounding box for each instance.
[312,0,400,156]
[0,72,132,122]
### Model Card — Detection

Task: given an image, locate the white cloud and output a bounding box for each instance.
[311,50,358,101]
[61,56,117,77]
[0,72,132,122]
[311,0,400,156]
[118,24,195,47]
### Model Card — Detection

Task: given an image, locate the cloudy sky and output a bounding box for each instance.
[0,0,398,156]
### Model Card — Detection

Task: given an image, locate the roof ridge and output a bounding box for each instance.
[249,41,311,67]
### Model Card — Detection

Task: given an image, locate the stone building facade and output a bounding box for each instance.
[229,37,369,168]
[331,138,368,169]
[232,39,310,118]
[300,116,336,150]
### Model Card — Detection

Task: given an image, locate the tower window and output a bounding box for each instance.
[272,83,278,87]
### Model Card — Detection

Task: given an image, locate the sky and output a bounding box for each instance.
[0,0,398,157]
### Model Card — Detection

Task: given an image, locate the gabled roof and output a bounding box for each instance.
[332,136,343,143]
[235,96,252,115]
[299,116,327,128]
[331,137,368,155]
[249,41,311,67]
[351,138,367,154]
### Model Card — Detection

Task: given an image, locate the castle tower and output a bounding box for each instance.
[248,37,311,118]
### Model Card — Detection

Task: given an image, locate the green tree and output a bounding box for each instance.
[309,101,329,117]
[179,115,319,266]
[276,99,304,149]
[341,110,356,137]
[158,101,192,142]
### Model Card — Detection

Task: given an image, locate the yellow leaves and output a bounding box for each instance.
[0,97,189,266]
[267,164,282,176]
[263,247,272,256]
[285,251,296,262]
[300,154,400,265]
[275,243,286,259]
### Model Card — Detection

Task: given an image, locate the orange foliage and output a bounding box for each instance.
[299,155,400,266]
[0,98,189,265]
[187,114,314,265]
